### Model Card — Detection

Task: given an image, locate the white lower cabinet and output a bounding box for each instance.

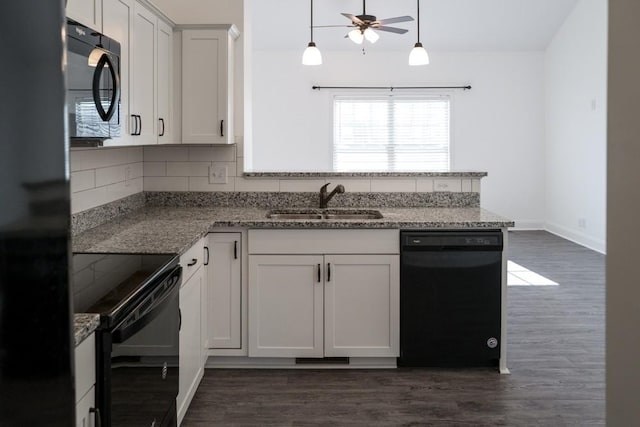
[324,255,399,357]
[75,333,97,427]
[75,386,97,427]
[249,255,324,358]
[177,240,206,425]
[207,233,242,349]
[247,230,400,359]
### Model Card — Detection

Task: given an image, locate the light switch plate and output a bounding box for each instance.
[210,164,228,184]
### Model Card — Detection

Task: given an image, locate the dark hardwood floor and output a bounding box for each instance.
[182,231,605,426]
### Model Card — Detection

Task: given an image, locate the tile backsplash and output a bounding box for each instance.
[141,145,480,195]
[69,144,481,215]
[70,147,143,214]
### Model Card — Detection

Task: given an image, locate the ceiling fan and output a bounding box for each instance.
[316,0,414,44]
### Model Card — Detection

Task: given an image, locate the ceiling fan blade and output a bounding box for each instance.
[377,16,414,25]
[341,12,365,25]
[313,25,354,28]
[375,26,409,34]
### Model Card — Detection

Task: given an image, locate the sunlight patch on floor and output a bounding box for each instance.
[507,260,559,286]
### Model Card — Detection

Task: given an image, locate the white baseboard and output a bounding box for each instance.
[544,221,606,254]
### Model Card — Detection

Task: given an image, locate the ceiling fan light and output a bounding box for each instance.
[364,28,379,43]
[348,29,364,44]
[302,42,323,65]
[409,42,430,66]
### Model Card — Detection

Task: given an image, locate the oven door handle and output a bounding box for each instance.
[111,267,181,344]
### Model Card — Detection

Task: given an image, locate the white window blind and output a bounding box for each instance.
[333,95,450,172]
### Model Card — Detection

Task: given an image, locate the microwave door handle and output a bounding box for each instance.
[92,53,120,122]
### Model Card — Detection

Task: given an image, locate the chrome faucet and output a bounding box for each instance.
[319,183,346,208]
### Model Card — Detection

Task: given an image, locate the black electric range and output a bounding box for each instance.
[72,253,182,427]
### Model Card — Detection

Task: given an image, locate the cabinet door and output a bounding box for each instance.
[156,19,172,144]
[131,1,157,144]
[177,265,204,425]
[102,0,134,145]
[75,385,97,427]
[67,0,102,31]
[324,255,400,357]
[181,29,230,144]
[208,233,241,349]
[249,255,324,357]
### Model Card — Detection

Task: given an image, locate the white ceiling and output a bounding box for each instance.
[250,0,579,51]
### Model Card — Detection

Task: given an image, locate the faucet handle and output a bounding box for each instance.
[320,182,330,191]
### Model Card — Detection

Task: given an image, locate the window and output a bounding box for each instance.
[333,94,450,172]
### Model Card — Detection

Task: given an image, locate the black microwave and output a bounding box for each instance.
[66,19,121,146]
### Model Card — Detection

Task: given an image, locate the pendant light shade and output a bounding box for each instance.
[363,28,379,44]
[409,0,429,66]
[409,42,429,65]
[348,29,364,44]
[302,0,322,65]
[302,42,322,65]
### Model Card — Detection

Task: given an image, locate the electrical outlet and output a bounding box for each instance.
[578,218,587,229]
[209,164,228,184]
[125,166,132,187]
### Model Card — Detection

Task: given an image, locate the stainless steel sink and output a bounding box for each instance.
[324,213,382,220]
[266,209,323,220]
[266,213,323,220]
[323,209,383,220]
[266,209,383,220]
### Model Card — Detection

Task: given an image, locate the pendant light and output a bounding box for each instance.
[302,0,322,65]
[409,0,429,66]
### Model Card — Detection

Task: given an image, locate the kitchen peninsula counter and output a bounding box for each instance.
[72,206,514,255]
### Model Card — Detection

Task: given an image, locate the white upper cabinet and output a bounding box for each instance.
[131,2,157,145]
[103,0,173,146]
[102,0,134,145]
[157,19,173,144]
[67,0,103,31]
[181,26,239,144]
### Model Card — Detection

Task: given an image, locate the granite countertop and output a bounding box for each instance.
[71,206,512,338]
[243,171,489,178]
[74,313,100,346]
[73,206,514,255]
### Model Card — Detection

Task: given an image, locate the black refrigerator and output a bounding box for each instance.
[0,1,75,425]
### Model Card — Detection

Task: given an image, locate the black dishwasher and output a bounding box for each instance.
[398,230,503,367]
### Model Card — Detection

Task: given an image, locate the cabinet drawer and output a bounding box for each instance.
[248,229,399,255]
[74,333,95,404]
[180,238,205,285]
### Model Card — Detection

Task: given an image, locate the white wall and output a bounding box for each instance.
[608,1,640,423]
[251,49,546,226]
[544,0,608,252]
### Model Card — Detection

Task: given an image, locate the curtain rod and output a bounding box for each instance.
[312,85,472,91]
